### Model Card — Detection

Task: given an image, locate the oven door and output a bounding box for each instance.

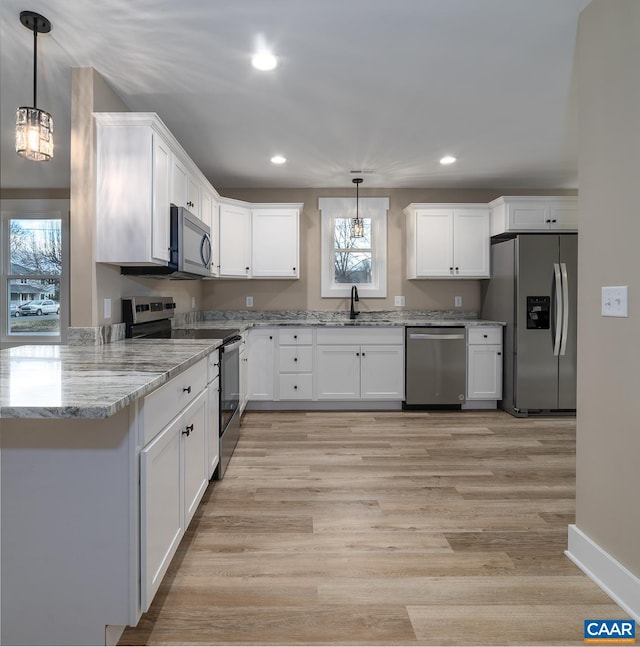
[220,338,240,433]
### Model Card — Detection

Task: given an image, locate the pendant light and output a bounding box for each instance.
[15,10,54,162]
[350,178,364,238]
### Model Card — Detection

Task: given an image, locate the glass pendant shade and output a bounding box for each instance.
[351,217,365,238]
[16,107,54,161]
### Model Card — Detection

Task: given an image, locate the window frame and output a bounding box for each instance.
[319,196,389,298]
[1,199,70,348]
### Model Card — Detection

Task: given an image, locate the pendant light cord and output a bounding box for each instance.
[32,23,38,108]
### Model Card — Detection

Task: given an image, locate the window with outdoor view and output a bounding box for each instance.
[1,200,68,342]
[319,196,388,298]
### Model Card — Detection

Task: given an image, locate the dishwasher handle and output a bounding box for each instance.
[408,332,465,340]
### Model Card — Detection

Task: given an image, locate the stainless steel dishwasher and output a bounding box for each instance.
[404,327,467,408]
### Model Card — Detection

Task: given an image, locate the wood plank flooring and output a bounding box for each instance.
[119,410,634,646]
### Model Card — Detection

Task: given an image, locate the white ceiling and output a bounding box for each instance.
[0,0,590,191]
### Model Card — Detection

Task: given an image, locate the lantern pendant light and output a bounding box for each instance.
[350,177,364,238]
[15,10,54,162]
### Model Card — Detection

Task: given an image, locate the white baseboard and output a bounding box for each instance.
[566,524,640,623]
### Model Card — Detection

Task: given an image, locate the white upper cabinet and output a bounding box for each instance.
[95,114,172,265]
[219,200,252,278]
[171,156,202,217]
[95,112,220,267]
[251,206,300,278]
[404,203,490,279]
[489,196,578,235]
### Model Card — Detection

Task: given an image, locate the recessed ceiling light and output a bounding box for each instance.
[270,155,286,165]
[252,51,278,71]
[440,155,457,165]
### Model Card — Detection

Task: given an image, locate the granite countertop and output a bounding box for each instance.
[0,339,221,420]
[177,314,505,332]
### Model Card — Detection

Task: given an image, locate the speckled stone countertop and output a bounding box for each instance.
[177,309,505,332]
[0,339,221,420]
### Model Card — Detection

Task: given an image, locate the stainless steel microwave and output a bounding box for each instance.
[120,204,212,279]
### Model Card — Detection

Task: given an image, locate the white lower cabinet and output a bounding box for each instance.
[140,358,210,612]
[239,332,249,414]
[315,328,404,401]
[140,414,183,613]
[277,328,314,400]
[466,327,503,401]
[248,328,276,400]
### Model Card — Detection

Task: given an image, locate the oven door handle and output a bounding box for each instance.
[221,338,242,353]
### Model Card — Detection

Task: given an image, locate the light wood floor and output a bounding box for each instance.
[120,410,633,646]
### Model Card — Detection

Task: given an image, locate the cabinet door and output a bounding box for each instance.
[507,202,549,230]
[315,345,360,399]
[152,134,171,263]
[171,155,188,208]
[219,204,252,277]
[239,338,249,414]
[140,416,183,612]
[251,209,299,278]
[549,202,579,230]
[467,344,503,399]
[360,345,404,399]
[453,209,490,278]
[183,390,208,526]
[208,376,220,478]
[414,209,454,277]
[248,329,275,400]
[186,176,201,216]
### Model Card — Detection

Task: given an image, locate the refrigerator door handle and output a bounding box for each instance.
[552,263,563,356]
[560,262,570,356]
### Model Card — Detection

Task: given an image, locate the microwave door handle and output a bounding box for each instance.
[201,233,212,268]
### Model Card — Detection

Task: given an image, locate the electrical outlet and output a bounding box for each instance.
[246,296,254,308]
[455,296,462,307]
[191,296,196,309]
[602,286,628,317]
[394,296,405,307]
[103,298,111,319]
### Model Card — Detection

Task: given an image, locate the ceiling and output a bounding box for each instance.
[0,0,590,191]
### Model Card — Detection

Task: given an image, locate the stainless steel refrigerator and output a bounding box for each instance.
[481,234,577,416]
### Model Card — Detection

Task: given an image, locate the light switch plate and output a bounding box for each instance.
[454,296,462,307]
[103,298,111,319]
[601,286,628,317]
[394,296,405,307]
[246,296,254,308]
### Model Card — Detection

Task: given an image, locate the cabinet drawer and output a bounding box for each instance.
[279,374,313,399]
[143,358,207,445]
[278,329,313,345]
[316,327,403,345]
[467,327,502,345]
[279,346,313,372]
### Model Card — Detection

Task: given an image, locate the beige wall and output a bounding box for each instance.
[575,1,640,575]
[206,187,575,313]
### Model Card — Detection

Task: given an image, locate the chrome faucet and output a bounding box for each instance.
[350,285,360,319]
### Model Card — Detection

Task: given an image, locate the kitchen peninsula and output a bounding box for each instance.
[0,339,220,646]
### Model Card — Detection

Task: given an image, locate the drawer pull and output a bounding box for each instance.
[294,357,298,362]
[183,386,192,394]
[294,385,298,390]
[182,424,194,437]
